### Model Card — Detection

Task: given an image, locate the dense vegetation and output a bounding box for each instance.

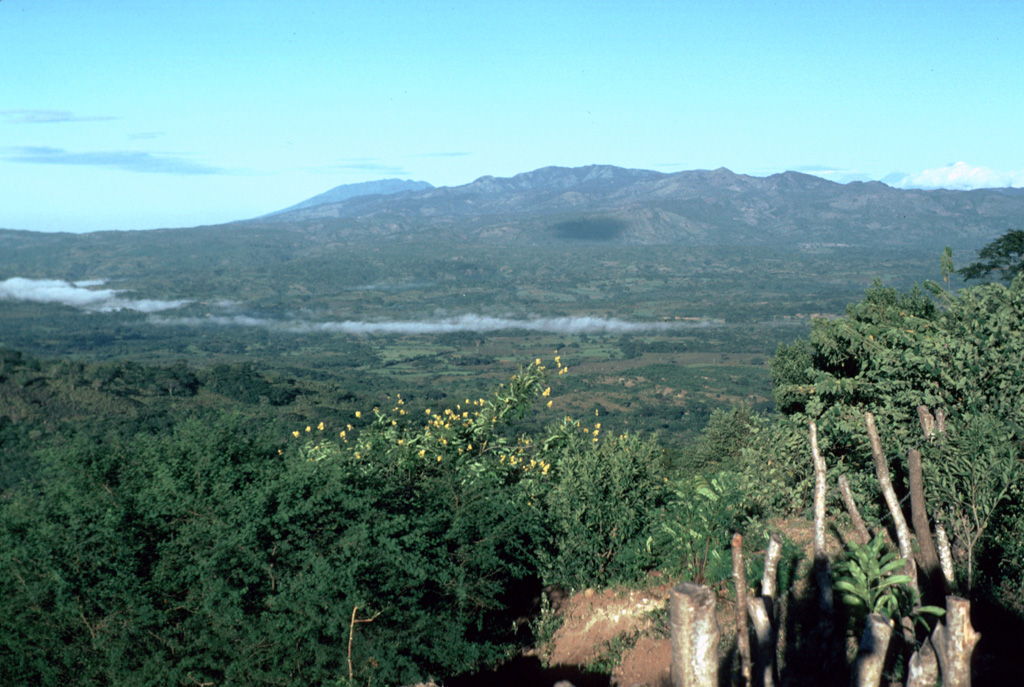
[0,241,949,459]
[3,234,1024,684]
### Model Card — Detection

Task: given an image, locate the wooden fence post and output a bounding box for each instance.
[670,582,719,687]
[809,421,836,683]
[733,533,753,687]
[931,596,980,687]
[849,614,892,687]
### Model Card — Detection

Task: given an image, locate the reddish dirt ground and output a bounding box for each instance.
[545,585,673,687]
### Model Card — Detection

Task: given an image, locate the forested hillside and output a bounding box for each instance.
[2,259,1024,685]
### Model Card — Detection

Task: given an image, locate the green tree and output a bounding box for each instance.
[958,229,1024,282]
[769,273,1024,595]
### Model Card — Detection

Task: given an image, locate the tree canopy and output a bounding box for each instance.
[958,229,1024,282]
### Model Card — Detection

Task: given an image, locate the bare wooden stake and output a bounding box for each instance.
[810,421,829,563]
[849,614,893,687]
[761,533,783,604]
[670,582,719,687]
[809,421,835,680]
[733,533,752,687]
[935,523,956,589]
[865,412,918,592]
[906,636,940,687]
[908,447,944,596]
[917,405,936,440]
[748,598,777,687]
[837,475,871,546]
[931,596,980,687]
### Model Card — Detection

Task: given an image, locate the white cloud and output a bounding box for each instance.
[151,313,717,335]
[885,162,1024,190]
[0,278,189,312]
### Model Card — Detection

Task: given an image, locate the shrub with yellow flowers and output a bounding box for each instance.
[273,356,673,681]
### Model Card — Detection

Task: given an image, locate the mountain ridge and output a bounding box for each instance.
[247,164,1024,248]
[264,178,434,216]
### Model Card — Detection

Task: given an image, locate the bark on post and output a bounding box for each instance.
[748,598,777,687]
[849,614,893,687]
[733,533,752,687]
[935,524,956,589]
[810,421,829,565]
[809,421,835,682]
[912,406,945,598]
[761,533,783,611]
[906,636,940,687]
[865,413,918,592]
[670,582,719,687]
[917,405,936,440]
[837,474,871,546]
[931,596,980,687]
[753,534,783,687]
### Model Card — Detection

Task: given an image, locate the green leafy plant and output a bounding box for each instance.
[927,412,1024,590]
[536,417,666,589]
[834,534,912,621]
[652,472,745,585]
[834,534,944,630]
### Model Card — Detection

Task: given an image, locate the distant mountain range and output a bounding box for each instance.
[2,166,1023,272]
[249,165,1024,248]
[264,179,434,217]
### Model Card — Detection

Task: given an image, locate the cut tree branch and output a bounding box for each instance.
[865,412,918,592]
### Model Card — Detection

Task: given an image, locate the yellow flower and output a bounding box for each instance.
[535,358,541,366]
[542,387,550,397]
[546,400,553,408]
[595,423,601,430]
[355,411,362,419]
[436,455,442,462]
[418,449,426,457]
[425,408,431,415]
[305,426,311,433]
[340,431,346,438]
[292,431,300,438]
[317,421,325,431]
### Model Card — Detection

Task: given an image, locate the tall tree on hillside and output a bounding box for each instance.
[958,229,1024,282]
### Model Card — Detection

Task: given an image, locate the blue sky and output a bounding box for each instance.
[2,0,1022,233]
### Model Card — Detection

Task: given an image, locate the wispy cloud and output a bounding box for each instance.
[320,158,410,176]
[794,166,872,184]
[0,278,189,312]
[128,131,165,140]
[0,109,118,124]
[151,313,715,335]
[410,151,471,158]
[885,162,1024,190]
[1,146,228,175]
